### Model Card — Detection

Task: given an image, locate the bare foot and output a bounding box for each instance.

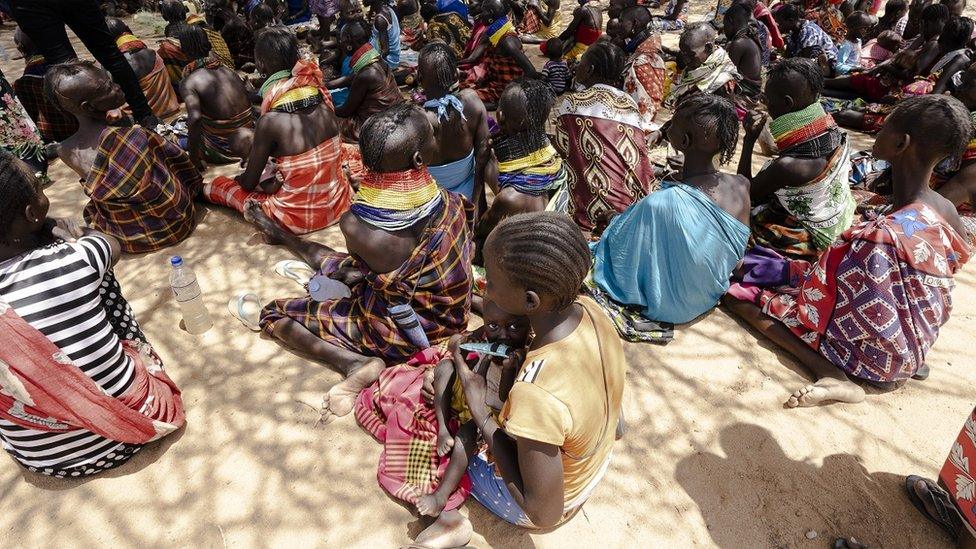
[244,201,284,245]
[436,428,455,457]
[785,377,865,408]
[413,510,472,548]
[416,490,448,517]
[321,358,385,419]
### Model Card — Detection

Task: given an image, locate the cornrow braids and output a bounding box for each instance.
[887,94,974,165]
[768,57,824,97]
[0,150,38,246]
[678,94,739,165]
[43,59,95,110]
[502,77,555,129]
[418,42,459,91]
[485,212,591,311]
[360,104,427,170]
[583,41,626,88]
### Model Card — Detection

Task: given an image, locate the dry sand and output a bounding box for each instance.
[0,3,973,547]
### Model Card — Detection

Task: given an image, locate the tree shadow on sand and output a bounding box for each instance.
[675,423,952,548]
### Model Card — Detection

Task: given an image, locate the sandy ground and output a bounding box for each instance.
[1,3,975,548]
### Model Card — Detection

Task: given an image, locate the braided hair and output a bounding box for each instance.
[485,212,591,311]
[255,26,299,71]
[0,150,38,246]
[175,23,213,59]
[768,57,824,98]
[887,94,974,165]
[360,104,430,170]
[676,94,739,165]
[500,77,555,129]
[418,42,459,91]
[582,41,626,88]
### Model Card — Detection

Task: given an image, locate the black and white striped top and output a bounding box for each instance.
[0,235,135,472]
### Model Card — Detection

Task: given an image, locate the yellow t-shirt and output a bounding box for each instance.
[499,296,626,508]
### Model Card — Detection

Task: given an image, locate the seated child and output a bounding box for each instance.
[834,11,874,75]
[723,3,765,98]
[475,78,566,256]
[540,37,571,95]
[592,95,750,324]
[249,104,474,418]
[860,30,904,69]
[205,26,352,234]
[741,58,855,261]
[664,23,741,109]
[867,0,908,39]
[558,0,603,60]
[46,61,202,254]
[724,95,973,408]
[11,27,77,143]
[463,0,541,107]
[105,17,181,120]
[775,3,839,69]
[419,300,531,517]
[177,24,255,167]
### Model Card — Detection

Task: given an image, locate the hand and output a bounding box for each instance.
[449,335,490,424]
[329,265,366,287]
[50,218,86,242]
[501,348,526,374]
[421,367,436,402]
[742,110,768,142]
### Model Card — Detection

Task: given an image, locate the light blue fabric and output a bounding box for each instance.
[834,38,862,75]
[592,182,750,324]
[429,150,476,200]
[370,10,401,67]
[467,452,533,527]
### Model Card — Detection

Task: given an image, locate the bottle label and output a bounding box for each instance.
[172,283,201,303]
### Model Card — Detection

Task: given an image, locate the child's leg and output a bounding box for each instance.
[416,422,477,517]
[432,359,457,456]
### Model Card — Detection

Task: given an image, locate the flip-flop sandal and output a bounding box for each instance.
[912,363,931,380]
[274,260,315,287]
[905,475,960,541]
[227,292,263,332]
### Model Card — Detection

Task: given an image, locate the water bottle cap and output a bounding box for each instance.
[170,255,183,267]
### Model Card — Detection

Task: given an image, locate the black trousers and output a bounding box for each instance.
[11,0,153,123]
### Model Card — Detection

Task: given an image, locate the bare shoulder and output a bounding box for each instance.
[458,88,487,115]
[924,191,968,237]
[767,155,827,187]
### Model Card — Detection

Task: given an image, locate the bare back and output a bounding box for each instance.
[424,89,482,165]
[125,48,159,79]
[261,102,342,157]
[687,172,752,226]
[339,211,427,274]
[181,65,252,120]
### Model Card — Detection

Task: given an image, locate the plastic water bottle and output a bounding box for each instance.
[169,256,213,334]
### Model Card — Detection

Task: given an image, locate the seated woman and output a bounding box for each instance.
[774,3,838,68]
[47,61,203,254]
[608,6,666,130]
[247,104,474,418]
[177,24,255,167]
[205,27,352,234]
[329,19,405,172]
[724,95,973,408]
[104,17,181,120]
[430,211,625,544]
[553,42,655,237]
[475,78,566,253]
[516,0,561,42]
[723,3,766,100]
[557,0,602,61]
[739,58,855,261]
[463,0,540,108]
[0,151,184,478]
[417,2,472,58]
[417,43,490,206]
[592,95,750,325]
[664,24,741,109]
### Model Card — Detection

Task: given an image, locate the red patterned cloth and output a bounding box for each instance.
[465,32,524,104]
[623,34,667,129]
[260,59,334,115]
[752,203,971,383]
[205,136,351,234]
[355,348,471,511]
[13,61,78,142]
[940,407,976,536]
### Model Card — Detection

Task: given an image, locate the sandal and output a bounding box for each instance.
[274,260,315,287]
[227,292,263,332]
[905,475,961,541]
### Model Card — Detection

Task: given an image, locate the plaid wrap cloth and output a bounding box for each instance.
[13,65,78,142]
[259,190,474,362]
[139,55,180,120]
[205,135,351,233]
[465,33,524,104]
[157,38,189,87]
[355,348,471,511]
[83,126,203,254]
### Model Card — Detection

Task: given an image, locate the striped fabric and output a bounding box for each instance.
[204,136,352,234]
[83,127,203,254]
[0,236,137,473]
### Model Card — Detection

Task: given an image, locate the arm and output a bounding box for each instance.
[558,8,582,41]
[539,0,557,26]
[460,35,488,66]
[664,0,686,20]
[471,95,491,219]
[333,72,375,118]
[180,80,206,170]
[936,163,976,212]
[326,74,355,89]
[374,13,390,59]
[737,111,766,180]
[932,56,969,95]
[500,36,542,79]
[433,358,457,443]
[234,115,277,191]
